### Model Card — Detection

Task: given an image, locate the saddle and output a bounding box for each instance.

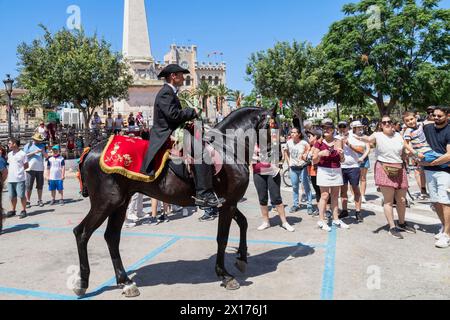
[99,134,223,183]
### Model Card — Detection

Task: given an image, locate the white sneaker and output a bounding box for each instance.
[282,223,295,232]
[333,219,350,229]
[348,195,354,203]
[361,196,367,203]
[435,234,450,249]
[257,222,271,231]
[317,220,331,232]
[125,220,136,228]
[127,213,139,222]
[435,226,444,240]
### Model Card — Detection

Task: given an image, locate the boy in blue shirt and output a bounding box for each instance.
[46,145,65,205]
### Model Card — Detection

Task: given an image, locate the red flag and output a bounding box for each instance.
[279,100,283,110]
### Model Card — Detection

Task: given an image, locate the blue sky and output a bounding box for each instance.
[0,0,448,95]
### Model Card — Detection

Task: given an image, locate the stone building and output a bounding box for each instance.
[115,0,228,124]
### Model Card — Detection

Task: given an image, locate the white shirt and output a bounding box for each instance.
[338,133,365,169]
[374,132,404,164]
[114,118,123,129]
[7,150,28,183]
[286,139,309,167]
[105,118,114,128]
[167,83,178,94]
[47,155,65,180]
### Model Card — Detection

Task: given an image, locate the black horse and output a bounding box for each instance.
[73,106,278,297]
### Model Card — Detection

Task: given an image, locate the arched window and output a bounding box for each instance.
[201,76,206,82]
[185,76,191,86]
[208,76,213,84]
[214,76,220,85]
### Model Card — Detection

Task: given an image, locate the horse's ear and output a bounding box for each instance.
[271,104,278,118]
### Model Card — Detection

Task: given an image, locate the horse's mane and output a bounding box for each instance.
[215,107,268,132]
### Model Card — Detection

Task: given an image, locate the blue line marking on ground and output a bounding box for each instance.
[26,226,327,248]
[81,237,180,299]
[0,287,78,300]
[320,226,337,300]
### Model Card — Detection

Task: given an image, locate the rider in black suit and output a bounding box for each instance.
[141,64,223,208]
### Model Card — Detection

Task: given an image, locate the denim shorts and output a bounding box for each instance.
[8,181,26,199]
[342,168,361,186]
[425,170,450,205]
[360,158,370,169]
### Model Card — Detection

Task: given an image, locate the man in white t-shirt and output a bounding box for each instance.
[6,138,29,219]
[336,121,365,222]
[105,113,114,136]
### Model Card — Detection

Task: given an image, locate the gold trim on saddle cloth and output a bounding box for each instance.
[99,135,171,183]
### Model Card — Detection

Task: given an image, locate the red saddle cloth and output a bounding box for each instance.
[100,135,172,182]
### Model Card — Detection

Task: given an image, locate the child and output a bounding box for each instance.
[402,112,449,168]
[46,145,65,205]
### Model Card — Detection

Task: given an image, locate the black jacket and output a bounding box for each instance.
[141,84,197,173]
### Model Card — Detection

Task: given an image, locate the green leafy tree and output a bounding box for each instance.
[321,0,450,116]
[17,25,133,137]
[246,41,327,127]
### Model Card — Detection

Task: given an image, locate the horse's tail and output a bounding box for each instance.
[78,147,92,198]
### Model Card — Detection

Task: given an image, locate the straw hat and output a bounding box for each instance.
[32,133,45,142]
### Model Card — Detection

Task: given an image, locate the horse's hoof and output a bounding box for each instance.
[222,278,240,291]
[73,278,87,297]
[122,283,140,298]
[234,259,247,274]
[73,287,87,297]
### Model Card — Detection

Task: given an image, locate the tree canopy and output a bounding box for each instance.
[321,0,450,115]
[17,25,133,128]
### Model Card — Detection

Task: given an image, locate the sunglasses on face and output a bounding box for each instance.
[338,125,347,129]
[382,121,393,125]
[433,114,445,119]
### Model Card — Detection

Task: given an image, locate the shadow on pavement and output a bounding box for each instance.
[84,244,316,298]
[1,223,40,235]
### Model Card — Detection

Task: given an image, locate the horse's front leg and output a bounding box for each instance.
[233,208,248,273]
[104,205,140,298]
[216,205,240,290]
[72,209,108,297]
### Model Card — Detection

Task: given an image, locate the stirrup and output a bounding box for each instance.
[192,194,225,209]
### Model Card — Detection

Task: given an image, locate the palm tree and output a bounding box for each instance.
[215,84,230,114]
[195,81,214,118]
[230,90,245,108]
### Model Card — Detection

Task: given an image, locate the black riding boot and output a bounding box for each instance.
[193,163,224,208]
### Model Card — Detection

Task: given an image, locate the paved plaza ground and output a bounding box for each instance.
[0,159,449,301]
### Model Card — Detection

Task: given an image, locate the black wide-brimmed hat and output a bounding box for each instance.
[157,64,190,78]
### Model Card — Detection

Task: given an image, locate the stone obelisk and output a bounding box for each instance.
[115,0,163,122]
[123,0,152,61]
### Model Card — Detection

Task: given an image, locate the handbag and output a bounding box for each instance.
[381,162,403,178]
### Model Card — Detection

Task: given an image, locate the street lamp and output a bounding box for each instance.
[3,74,14,138]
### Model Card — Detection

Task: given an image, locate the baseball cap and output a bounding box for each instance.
[350,121,364,128]
[52,145,60,151]
[321,118,334,127]
[338,121,348,128]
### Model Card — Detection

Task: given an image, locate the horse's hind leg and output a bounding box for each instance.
[72,209,109,297]
[233,208,248,274]
[104,204,140,298]
[216,205,240,290]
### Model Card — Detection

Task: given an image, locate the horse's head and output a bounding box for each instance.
[256,105,282,164]
[213,106,281,165]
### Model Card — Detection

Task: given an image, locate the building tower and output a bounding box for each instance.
[115,0,163,122]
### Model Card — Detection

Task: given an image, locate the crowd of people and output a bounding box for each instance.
[1,107,449,251]
[252,106,449,249]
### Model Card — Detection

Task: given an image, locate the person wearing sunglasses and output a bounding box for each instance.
[423,106,437,126]
[422,107,450,248]
[312,119,348,232]
[355,116,416,239]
